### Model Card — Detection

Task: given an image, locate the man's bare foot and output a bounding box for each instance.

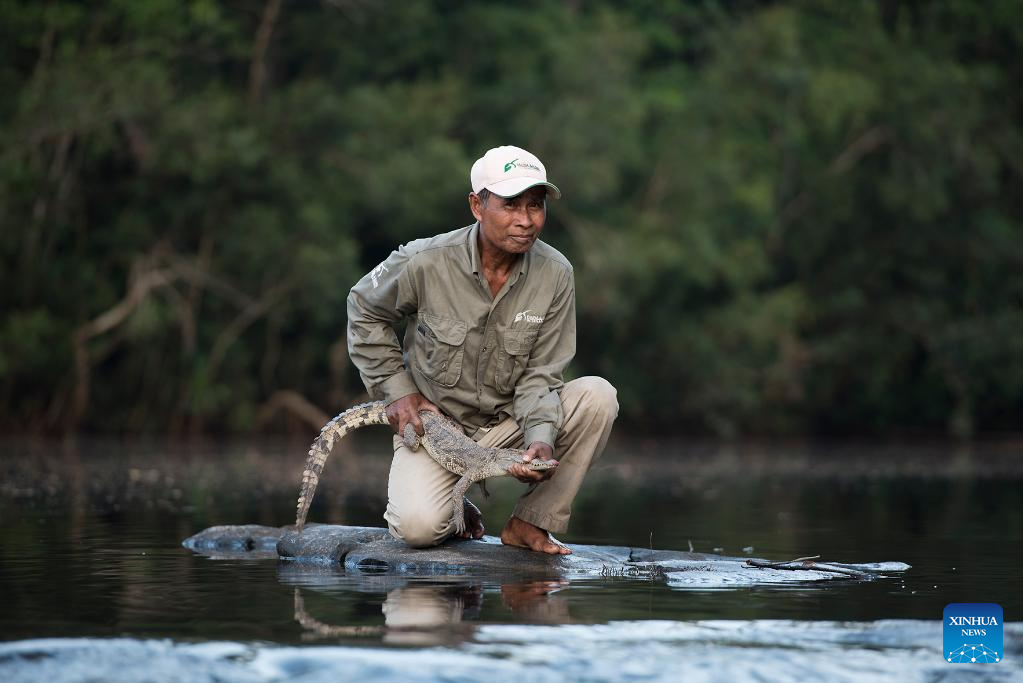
[499,515,572,555]
[454,498,485,540]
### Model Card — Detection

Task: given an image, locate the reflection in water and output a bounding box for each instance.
[294,579,572,645]
[500,580,570,622]
[379,583,480,645]
[293,589,383,638]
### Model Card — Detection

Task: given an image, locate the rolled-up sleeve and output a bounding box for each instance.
[347,246,420,404]
[514,268,576,449]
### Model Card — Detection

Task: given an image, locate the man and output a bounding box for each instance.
[346,145,618,555]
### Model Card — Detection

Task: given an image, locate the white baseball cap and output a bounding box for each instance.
[470,145,562,199]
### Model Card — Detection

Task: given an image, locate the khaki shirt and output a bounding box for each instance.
[347,223,575,448]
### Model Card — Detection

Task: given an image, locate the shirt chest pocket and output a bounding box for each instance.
[413,313,467,387]
[496,328,539,394]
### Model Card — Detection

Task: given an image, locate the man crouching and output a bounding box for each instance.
[346,145,618,555]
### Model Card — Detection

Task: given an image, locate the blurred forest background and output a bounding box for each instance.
[1,0,1020,438]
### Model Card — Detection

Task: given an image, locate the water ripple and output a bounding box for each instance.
[1,620,1019,683]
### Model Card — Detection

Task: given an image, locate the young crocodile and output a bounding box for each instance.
[295,401,557,533]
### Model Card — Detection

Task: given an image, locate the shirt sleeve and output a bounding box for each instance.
[346,245,421,404]
[514,267,576,450]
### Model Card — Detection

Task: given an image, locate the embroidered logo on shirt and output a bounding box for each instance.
[369,262,389,288]
[514,309,544,324]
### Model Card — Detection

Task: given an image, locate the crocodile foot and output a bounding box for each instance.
[401,423,421,450]
[453,497,484,540]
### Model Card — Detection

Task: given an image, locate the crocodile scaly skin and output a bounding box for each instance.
[295,401,556,533]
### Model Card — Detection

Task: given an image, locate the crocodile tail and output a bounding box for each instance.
[295,401,388,531]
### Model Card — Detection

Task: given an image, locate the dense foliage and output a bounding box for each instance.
[2,0,1020,436]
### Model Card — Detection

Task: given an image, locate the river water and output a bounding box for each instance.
[1,434,1020,681]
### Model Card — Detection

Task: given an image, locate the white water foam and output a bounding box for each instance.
[0,620,1018,683]
[657,559,913,587]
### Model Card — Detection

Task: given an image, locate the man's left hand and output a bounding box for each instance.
[507,442,558,484]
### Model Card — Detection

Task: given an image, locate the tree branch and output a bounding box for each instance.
[204,281,292,383]
[771,125,891,246]
[256,390,330,432]
[70,262,180,427]
[248,0,283,104]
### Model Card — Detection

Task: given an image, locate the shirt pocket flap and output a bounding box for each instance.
[419,313,468,346]
[503,328,539,356]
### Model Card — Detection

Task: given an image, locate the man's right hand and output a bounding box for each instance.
[385,393,442,438]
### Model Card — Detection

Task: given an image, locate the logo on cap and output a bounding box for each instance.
[504,158,540,173]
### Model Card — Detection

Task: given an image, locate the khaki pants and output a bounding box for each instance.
[384,376,619,547]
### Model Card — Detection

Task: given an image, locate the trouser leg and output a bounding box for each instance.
[478,376,619,534]
[383,434,460,548]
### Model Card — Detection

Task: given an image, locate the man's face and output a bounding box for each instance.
[470,186,547,257]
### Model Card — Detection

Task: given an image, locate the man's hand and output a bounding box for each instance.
[385,393,442,439]
[507,441,558,484]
